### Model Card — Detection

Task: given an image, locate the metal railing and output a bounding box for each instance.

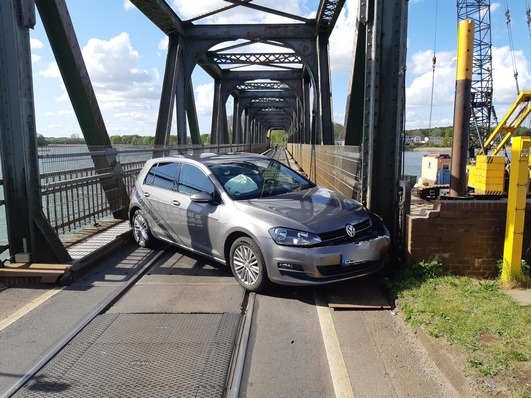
[287,143,363,201]
[38,143,267,236]
[41,162,143,235]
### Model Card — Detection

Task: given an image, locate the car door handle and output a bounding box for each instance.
[172,200,180,206]
[144,192,150,197]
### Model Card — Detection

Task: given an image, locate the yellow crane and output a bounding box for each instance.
[467,90,531,195]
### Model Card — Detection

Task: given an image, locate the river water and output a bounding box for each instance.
[402,149,451,177]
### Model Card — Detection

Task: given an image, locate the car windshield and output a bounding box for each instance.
[209,158,314,199]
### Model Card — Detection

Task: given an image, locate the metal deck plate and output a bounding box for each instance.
[14,313,241,397]
[325,277,392,310]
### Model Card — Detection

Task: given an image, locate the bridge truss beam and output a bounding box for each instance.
[343,0,408,256]
[0,0,71,263]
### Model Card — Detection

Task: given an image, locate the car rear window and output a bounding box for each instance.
[144,162,178,191]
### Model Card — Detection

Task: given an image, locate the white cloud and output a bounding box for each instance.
[35,31,162,135]
[81,32,161,120]
[44,109,75,117]
[123,0,135,11]
[171,0,223,20]
[403,1,531,130]
[37,32,160,104]
[405,49,457,129]
[31,1,528,137]
[83,33,151,85]
[30,38,44,50]
[158,37,169,54]
[406,49,456,108]
[30,37,44,67]
[329,0,356,73]
[194,83,214,116]
[491,46,530,104]
[404,43,531,130]
[38,62,61,79]
[490,2,501,14]
[171,0,304,24]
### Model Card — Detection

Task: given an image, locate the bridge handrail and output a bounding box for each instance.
[38,144,268,236]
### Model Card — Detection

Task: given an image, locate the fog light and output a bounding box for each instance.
[278,262,303,271]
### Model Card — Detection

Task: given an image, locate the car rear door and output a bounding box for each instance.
[139,161,182,243]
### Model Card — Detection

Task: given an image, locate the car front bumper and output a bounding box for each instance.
[259,235,391,286]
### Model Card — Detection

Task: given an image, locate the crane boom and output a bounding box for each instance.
[479,91,531,156]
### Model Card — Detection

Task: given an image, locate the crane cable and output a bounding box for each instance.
[503,0,521,95]
[527,0,531,41]
[428,0,438,131]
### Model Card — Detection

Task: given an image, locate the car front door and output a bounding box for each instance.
[172,163,221,257]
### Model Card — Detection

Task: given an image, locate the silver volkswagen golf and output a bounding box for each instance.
[129,152,390,291]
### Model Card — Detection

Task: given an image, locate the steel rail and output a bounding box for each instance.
[225,291,255,398]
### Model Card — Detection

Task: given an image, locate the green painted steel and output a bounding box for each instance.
[0,0,70,263]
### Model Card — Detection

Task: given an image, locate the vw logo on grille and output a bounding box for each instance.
[345,224,356,237]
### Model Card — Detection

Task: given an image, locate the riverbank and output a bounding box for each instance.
[409,146,451,152]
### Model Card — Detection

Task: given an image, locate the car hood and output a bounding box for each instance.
[232,187,369,232]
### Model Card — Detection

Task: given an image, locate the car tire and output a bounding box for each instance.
[229,237,270,292]
[132,209,154,248]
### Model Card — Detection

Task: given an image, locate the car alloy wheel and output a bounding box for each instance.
[132,210,153,248]
[229,237,270,292]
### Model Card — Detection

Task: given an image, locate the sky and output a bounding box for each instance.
[27,0,531,138]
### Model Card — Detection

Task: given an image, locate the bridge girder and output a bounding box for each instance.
[0,0,408,264]
[129,1,337,146]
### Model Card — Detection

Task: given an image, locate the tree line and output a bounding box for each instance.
[37,124,531,147]
[37,134,212,146]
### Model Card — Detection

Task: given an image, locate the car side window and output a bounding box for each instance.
[178,164,215,196]
[144,162,179,191]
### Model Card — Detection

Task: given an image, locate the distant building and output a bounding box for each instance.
[405,135,423,145]
[428,136,444,146]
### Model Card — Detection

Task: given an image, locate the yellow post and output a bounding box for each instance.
[501,137,530,284]
[450,19,474,197]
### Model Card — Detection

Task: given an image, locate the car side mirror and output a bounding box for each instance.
[190,191,214,203]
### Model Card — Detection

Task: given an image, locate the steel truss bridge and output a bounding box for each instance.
[0,0,408,265]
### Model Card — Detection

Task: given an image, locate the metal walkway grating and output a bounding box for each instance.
[66,221,132,260]
[13,313,241,398]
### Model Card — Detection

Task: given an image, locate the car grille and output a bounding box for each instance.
[279,260,383,281]
[317,218,377,246]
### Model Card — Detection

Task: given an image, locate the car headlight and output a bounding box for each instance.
[369,212,390,237]
[269,227,321,246]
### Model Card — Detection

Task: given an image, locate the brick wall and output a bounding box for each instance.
[406,199,531,278]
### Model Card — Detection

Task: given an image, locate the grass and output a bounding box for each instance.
[387,261,531,398]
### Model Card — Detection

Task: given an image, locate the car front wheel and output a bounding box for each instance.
[132,210,154,248]
[229,237,270,292]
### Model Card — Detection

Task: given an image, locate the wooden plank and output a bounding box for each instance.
[0,268,64,284]
[5,263,71,270]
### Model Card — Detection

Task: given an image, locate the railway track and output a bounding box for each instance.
[3,245,253,398]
